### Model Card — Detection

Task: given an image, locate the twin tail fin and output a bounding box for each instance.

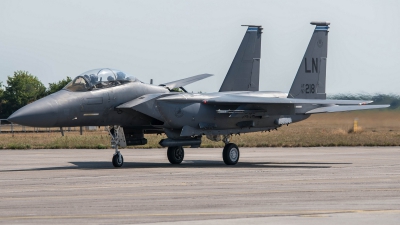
[288,21,330,99]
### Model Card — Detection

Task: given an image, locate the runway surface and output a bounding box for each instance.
[0,147,399,224]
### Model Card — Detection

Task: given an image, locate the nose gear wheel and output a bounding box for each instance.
[112,153,124,167]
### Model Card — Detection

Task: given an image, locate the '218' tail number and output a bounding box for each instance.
[301,84,315,94]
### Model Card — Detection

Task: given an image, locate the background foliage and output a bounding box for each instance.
[47,76,72,95]
[0,71,71,118]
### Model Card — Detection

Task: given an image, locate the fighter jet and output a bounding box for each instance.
[8,22,389,167]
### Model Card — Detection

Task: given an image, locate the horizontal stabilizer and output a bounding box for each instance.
[306,105,390,114]
[160,73,213,89]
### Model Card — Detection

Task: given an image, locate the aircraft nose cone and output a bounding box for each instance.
[7,96,58,127]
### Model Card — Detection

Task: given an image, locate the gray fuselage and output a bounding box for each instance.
[8,80,310,138]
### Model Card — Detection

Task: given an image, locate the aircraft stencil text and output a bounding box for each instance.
[304,58,318,73]
[301,84,315,94]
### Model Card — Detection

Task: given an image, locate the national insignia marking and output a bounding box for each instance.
[175,107,184,118]
[317,39,323,48]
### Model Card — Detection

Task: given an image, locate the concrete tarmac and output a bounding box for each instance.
[0,147,399,224]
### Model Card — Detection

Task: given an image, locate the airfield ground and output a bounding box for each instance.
[0,147,399,224]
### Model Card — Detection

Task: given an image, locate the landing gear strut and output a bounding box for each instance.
[221,135,240,165]
[167,146,184,164]
[107,126,127,168]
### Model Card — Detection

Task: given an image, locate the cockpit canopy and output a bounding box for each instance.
[64,68,139,92]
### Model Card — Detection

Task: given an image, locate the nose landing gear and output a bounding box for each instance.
[107,126,127,168]
[112,152,124,167]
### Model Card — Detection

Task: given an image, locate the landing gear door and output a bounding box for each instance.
[117,127,127,148]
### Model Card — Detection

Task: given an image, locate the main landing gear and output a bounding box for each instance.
[222,143,239,165]
[160,135,240,166]
[107,126,127,168]
[221,135,239,165]
[167,146,184,164]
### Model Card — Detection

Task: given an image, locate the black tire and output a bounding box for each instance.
[222,143,240,165]
[112,154,124,167]
[167,146,184,164]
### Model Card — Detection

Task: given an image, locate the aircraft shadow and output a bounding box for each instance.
[0,160,351,172]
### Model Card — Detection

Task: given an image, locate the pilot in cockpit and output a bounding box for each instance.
[116,72,126,80]
[89,74,98,84]
[83,74,90,83]
[63,68,139,92]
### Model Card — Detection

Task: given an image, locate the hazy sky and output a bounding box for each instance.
[0,0,399,94]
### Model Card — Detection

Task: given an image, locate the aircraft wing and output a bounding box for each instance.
[160,73,213,89]
[159,94,375,105]
[305,105,390,114]
[204,96,374,105]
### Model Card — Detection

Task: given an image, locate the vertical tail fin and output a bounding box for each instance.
[288,21,330,99]
[219,25,262,92]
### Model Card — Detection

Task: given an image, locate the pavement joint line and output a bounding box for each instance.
[1,188,400,201]
[0,209,399,220]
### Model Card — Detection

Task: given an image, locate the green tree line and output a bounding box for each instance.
[0,71,71,118]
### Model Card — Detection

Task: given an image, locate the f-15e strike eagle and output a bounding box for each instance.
[8,22,389,167]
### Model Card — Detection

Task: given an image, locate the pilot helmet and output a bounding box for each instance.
[116,71,126,80]
[89,74,98,84]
